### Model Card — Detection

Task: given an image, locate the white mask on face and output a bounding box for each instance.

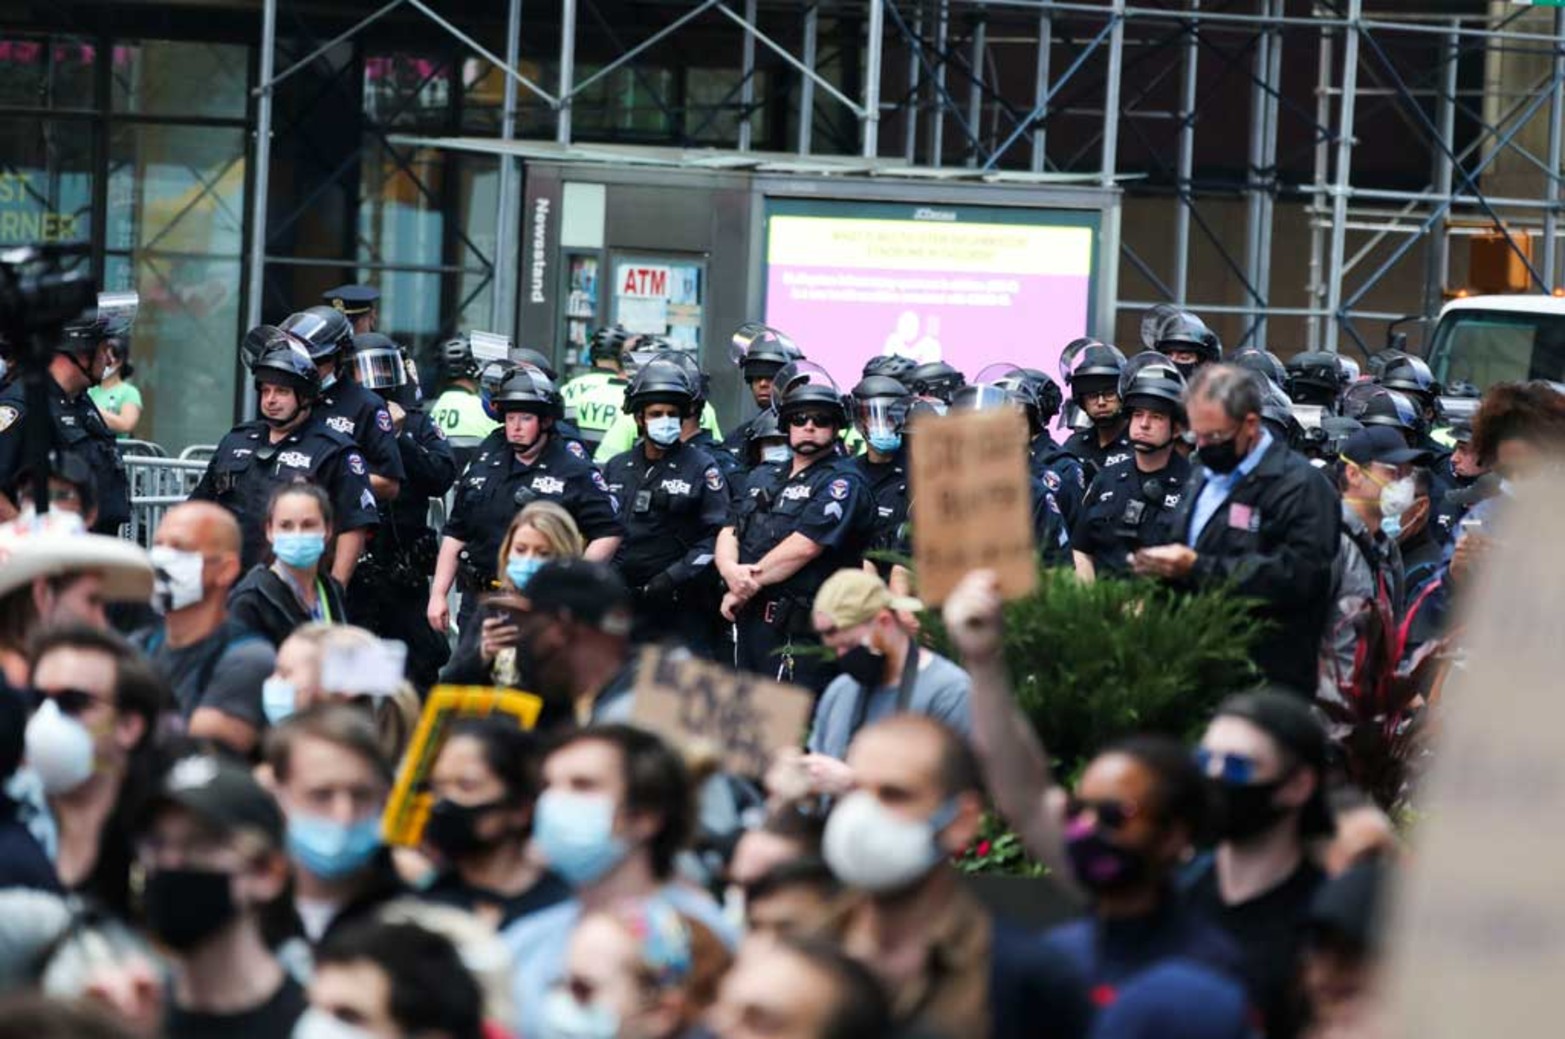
[1379,476,1415,522]
[645,415,682,446]
[822,789,957,895]
[25,699,96,795]
[291,1007,377,1039]
[149,546,204,614]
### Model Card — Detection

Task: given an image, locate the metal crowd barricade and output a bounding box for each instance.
[123,455,208,547]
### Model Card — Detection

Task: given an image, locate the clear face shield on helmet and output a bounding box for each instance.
[351,346,408,390]
[729,321,798,367]
[279,310,338,350]
[855,396,911,444]
[769,360,841,412]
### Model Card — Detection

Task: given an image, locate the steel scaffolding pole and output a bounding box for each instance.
[1306,6,1333,350]
[1546,9,1565,290]
[557,0,577,144]
[1424,19,1457,317]
[1255,0,1282,348]
[1324,0,1362,355]
[1172,0,1198,302]
[799,3,817,153]
[966,6,986,166]
[491,0,523,332]
[1242,15,1271,339]
[243,0,278,423]
[1029,6,1051,172]
[864,0,885,157]
[906,3,922,163]
[930,0,949,165]
[739,0,758,150]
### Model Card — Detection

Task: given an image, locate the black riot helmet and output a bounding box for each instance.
[348,333,408,390]
[623,358,698,416]
[1065,342,1127,397]
[1285,350,1350,408]
[1016,368,1063,423]
[513,347,559,382]
[492,363,563,418]
[649,349,711,405]
[909,361,965,403]
[730,322,803,382]
[772,360,849,427]
[590,324,632,365]
[1377,354,1439,407]
[1343,383,1420,438]
[862,354,919,390]
[1259,382,1301,443]
[280,306,355,362]
[1142,304,1223,369]
[251,335,322,404]
[439,336,479,382]
[1119,357,1187,418]
[850,375,913,437]
[949,382,1027,416]
[61,291,138,355]
[1232,348,1288,389]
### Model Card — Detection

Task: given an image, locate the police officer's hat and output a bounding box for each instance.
[772,360,849,426]
[349,333,407,391]
[1343,384,1419,434]
[1232,348,1287,388]
[1378,354,1438,402]
[730,322,803,381]
[623,358,697,415]
[251,337,322,402]
[745,409,783,443]
[590,324,632,363]
[1259,383,1300,441]
[60,292,139,356]
[851,375,913,434]
[851,374,912,401]
[1016,367,1063,421]
[949,382,1023,414]
[909,360,965,403]
[1119,357,1187,418]
[514,347,559,381]
[280,307,354,362]
[1065,342,1127,394]
[492,363,563,418]
[439,336,478,381]
[649,349,710,405]
[862,354,918,389]
[322,284,379,317]
[1142,303,1222,361]
[1285,350,1351,401]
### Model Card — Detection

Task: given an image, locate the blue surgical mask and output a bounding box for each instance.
[320,372,337,391]
[868,431,902,454]
[532,789,627,888]
[272,531,327,569]
[645,416,682,447]
[287,814,382,880]
[261,676,296,726]
[761,444,792,465]
[506,555,546,591]
[1381,515,1402,541]
[539,988,619,1039]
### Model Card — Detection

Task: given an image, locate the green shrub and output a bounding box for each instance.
[925,566,1266,773]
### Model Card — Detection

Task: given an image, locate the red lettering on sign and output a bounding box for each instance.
[620,267,669,297]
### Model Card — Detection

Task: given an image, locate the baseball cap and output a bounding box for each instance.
[1341,426,1431,467]
[507,559,632,637]
[1215,689,1336,837]
[0,512,153,602]
[146,754,285,849]
[812,568,923,631]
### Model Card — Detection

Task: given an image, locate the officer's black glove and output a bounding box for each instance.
[641,572,677,602]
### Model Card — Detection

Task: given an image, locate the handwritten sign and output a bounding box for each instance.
[631,646,815,777]
[382,685,544,846]
[1381,476,1565,1037]
[909,407,1036,605]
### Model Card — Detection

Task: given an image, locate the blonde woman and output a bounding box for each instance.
[441,502,584,690]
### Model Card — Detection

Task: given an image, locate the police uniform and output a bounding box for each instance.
[317,379,407,487]
[850,450,910,560]
[1062,426,1133,484]
[730,455,875,691]
[443,432,622,625]
[349,405,458,689]
[604,438,730,653]
[191,418,380,569]
[430,386,500,439]
[686,429,745,504]
[1030,476,1073,567]
[720,412,768,456]
[1070,453,1192,575]
[1031,433,1088,529]
[560,369,629,443]
[0,376,130,535]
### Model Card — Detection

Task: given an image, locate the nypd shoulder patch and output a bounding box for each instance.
[568,441,588,460]
[591,470,610,493]
[705,467,724,492]
[376,409,393,432]
[348,453,367,476]
[828,478,849,501]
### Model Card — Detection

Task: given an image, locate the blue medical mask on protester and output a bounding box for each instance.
[868,431,902,454]
[261,676,296,726]
[272,532,327,569]
[507,555,546,591]
[532,789,628,888]
[645,416,682,447]
[287,814,382,879]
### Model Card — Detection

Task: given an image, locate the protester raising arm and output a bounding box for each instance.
[942,569,1075,890]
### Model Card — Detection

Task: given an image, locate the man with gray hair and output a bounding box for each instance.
[1132,363,1340,694]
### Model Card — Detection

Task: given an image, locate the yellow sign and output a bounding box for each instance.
[381,685,544,847]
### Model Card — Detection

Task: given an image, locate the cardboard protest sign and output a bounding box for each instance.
[909,407,1036,605]
[631,646,814,777]
[382,686,544,846]
[1380,478,1565,1037]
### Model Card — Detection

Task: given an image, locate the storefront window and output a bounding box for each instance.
[0,35,96,110]
[111,41,248,119]
[611,255,704,350]
[0,116,94,248]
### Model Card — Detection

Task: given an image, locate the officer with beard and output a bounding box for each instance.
[1071,360,1192,580]
[1061,343,1132,482]
[717,363,875,690]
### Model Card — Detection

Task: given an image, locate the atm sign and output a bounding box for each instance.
[620,265,670,298]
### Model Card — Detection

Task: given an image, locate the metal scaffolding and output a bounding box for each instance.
[245,0,1565,356]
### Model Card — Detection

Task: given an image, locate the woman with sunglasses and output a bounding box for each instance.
[229,483,351,649]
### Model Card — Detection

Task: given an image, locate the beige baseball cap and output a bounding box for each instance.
[812,568,922,630]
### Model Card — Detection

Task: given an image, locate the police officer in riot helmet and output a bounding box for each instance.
[1061,342,1133,482]
[344,333,458,689]
[646,348,745,497]
[601,359,731,654]
[721,323,805,454]
[1144,303,1223,380]
[0,291,134,533]
[1232,348,1288,390]
[431,335,501,458]
[191,332,379,580]
[985,364,1087,529]
[1285,351,1352,411]
[949,382,1072,566]
[909,360,965,406]
[1070,358,1192,580]
[717,362,875,691]
[280,306,406,505]
[848,374,913,564]
[428,363,622,636]
[861,353,919,391]
[1259,382,1304,448]
[561,325,632,445]
[743,410,790,470]
[1377,354,1447,456]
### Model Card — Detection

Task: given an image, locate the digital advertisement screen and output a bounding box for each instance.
[762,198,1100,391]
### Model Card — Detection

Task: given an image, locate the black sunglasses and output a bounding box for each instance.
[1064,796,1142,832]
[36,687,108,716]
[787,412,836,429]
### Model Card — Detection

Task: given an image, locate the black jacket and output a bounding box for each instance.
[1166,439,1341,694]
[228,565,351,647]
